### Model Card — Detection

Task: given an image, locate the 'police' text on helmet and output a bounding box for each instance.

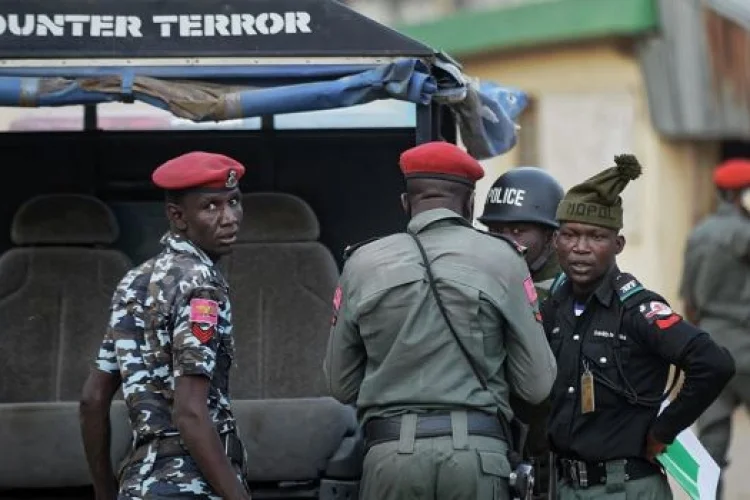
[478,166,564,229]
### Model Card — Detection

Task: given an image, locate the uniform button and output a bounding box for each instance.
[573,335,580,341]
[599,357,607,364]
[568,386,575,393]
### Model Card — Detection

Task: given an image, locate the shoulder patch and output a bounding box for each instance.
[190,298,218,325]
[523,275,538,305]
[189,298,218,344]
[613,272,678,329]
[331,285,343,326]
[343,236,382,261]
[638,301,673,320]
[613,273,645,302]
[638,300,682,329]
[474,228,527,256]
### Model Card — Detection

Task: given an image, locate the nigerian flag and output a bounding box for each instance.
[657,400,720,499]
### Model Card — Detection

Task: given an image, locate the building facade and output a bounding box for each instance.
[394,0,750,308]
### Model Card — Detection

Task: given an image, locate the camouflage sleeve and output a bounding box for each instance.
[172,285,225,379]
[94,288,128,374]
[94,327,119,374]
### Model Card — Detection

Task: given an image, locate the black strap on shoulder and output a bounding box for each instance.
[343,236,381,261]
[406,230,525,467]
[407,230,488,390]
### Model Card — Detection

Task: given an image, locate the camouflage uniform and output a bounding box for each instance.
[95,232,240,499]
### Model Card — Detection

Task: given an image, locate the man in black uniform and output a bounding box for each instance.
[542,154,736,499]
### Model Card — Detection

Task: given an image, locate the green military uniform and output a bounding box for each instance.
[545,155,735,500]
[533,252,561,303]
[324,208,558,500]
[680,200,750,498]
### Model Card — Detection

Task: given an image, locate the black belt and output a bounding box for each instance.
[557,457,662,488]
[128,431,245,469]
[364,411,505,449]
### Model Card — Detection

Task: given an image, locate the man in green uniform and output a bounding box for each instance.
[478,166,565,302]
[478,166,565,499]
[324,141,558,500]
[680,158,750,499]
[542,154,735,499]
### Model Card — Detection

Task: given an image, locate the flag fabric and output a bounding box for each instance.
[657,400,720,499]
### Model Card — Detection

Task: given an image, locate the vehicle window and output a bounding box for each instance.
[0,99,415,132]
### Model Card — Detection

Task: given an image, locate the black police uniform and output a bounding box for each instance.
[541,266,735,493]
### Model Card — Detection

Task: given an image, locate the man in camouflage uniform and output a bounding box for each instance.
[680,158,750,499]
[79,152,251,500]
[324,141,557,500]
[478,166,565,499]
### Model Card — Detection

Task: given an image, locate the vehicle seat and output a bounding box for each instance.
[0,194,133,490]
[223,193,362,499]
[224,192,338,398]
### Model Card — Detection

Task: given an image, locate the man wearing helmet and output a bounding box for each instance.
[478,166,565,499]
[478,166,565,303]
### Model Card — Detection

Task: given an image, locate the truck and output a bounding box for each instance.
[0,1,528,498]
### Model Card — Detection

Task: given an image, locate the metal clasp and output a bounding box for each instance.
[577,461,589,488]
[566,460,578,485]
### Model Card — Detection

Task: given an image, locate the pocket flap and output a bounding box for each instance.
[582,343,614,369]
[478,451,511,478]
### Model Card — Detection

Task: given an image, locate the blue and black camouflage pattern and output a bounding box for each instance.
[95,232,238,498]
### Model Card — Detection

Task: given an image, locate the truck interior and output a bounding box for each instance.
[0,1,524,499]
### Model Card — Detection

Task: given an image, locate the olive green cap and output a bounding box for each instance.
[556,154,642,230]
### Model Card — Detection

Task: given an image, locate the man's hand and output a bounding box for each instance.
[174,376,251,500]
[79,369,122,500]
[645,432,667,463]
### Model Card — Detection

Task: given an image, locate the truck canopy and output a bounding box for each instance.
[0,2,530,499]
[0,0,528,159]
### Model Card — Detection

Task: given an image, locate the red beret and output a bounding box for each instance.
[152,151,246,191]
[399,141,484,186]
[713,158,750,190]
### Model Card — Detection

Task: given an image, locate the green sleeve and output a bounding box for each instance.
[323,273,366,405]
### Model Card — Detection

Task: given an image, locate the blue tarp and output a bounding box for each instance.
[0,64,379,84]
[0,58,528,160]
